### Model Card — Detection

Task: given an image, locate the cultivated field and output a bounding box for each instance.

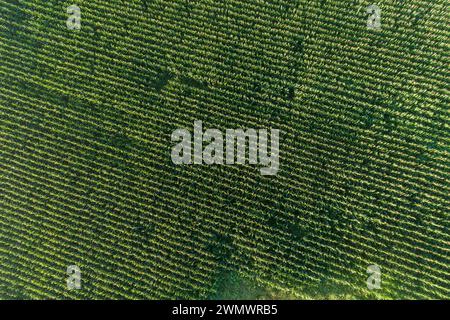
[0,0,448,299]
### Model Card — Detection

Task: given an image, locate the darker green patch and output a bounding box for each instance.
[206,232,234,265]
[210,271,266,300]
[288,86,296,100]
[153,70,174,92]
[287,222,307,240]
[292,36,304,55]
[266,215,280,228]
[382,112,398,134]
[180,75,209,90]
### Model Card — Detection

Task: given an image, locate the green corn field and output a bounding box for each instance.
[0,0,449,299]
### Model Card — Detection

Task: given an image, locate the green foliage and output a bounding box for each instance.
[0,0,448,299]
